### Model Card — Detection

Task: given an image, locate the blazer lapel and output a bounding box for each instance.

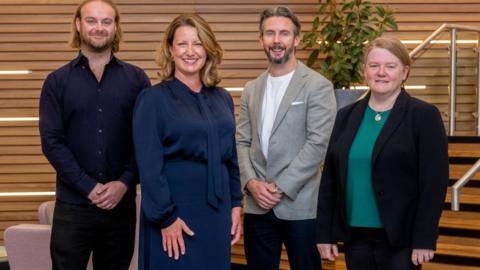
[269,62,306,137]
[252,72,268,140]
[371,89,410,167]
[338,96,369,187]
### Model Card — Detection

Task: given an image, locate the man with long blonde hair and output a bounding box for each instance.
[39,1,150,269]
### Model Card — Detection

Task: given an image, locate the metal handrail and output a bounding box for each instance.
[409,24,480,211]
[409,23,448,60]
[409,23,480,59]
[410,23,480,136]
[452,159,480,211]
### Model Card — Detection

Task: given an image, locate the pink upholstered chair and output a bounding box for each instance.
[37,201,55,225]
[4,224,52,270]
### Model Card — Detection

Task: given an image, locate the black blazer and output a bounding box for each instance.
[316,89,449,250]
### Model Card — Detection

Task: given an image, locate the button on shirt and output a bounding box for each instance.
[39,53,151,204]
[260,71,294,158]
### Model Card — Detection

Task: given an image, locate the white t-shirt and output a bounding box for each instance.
[260,70,295,158]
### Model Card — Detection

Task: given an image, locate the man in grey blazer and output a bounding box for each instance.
[236,6,336,270]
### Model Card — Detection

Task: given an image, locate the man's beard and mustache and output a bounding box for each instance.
[265,43,294,64]
[80,29,115,53]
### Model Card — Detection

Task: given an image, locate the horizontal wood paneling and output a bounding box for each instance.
[1,1,480,269]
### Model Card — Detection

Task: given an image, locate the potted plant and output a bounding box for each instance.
[302,0,398,108]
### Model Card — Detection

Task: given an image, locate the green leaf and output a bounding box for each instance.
[386,16,398,31]
[342,1,355,11]
[312,16,320,30]
[307,50,320,67]
[302,32,315,48]
[376,6,385,17]
[310,0,396,89]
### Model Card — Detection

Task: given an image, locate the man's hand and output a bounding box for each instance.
[91,180,128,210]
[246,179,283,209]
[161,218,194,260]
[231,207,242,245]
[88,183,105,202]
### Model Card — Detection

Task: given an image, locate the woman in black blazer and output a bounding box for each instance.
[316,37,449,270]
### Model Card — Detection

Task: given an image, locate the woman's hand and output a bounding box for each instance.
[161,218,194,260]
[411,249,434,266]
[317,243,339,261]
[231,206,242,245]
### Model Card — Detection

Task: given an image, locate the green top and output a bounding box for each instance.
[346,105,390,228]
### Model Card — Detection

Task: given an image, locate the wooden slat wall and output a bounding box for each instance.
[1,0,480,259]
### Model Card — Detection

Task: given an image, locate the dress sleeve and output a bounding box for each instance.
[133,89,178,228]
[224,90,243,208]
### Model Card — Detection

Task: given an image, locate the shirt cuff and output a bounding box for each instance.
[232,200,243,208]
[77,174,98,198]
[119,171,135,188]
[159,213,178,229]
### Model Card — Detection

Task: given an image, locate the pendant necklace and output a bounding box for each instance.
[374,111,384,122]
[370,101,394,122]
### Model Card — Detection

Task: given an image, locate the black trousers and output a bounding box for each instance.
[344,227,421,270]
[243,211,321,270]
[50,200,136,270]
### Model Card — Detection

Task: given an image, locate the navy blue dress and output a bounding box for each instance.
[133,78,243,270]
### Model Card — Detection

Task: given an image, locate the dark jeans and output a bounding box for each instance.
[345,227,421,270]
[50,200,136,270]
[243,211,321,270]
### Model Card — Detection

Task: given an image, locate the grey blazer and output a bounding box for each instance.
[237,61,336,220]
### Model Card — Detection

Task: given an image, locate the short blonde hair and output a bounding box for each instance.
[364,37,411,80]
[156,14,223,87]
[69,0,122,53]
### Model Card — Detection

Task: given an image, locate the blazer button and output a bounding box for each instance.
[377,190,384,196]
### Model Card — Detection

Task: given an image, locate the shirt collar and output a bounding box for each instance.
[71,51,123,67]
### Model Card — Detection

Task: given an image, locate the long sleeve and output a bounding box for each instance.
[316,111,342,244]
[224,92,243,208]
[39,73,97,198]
[411,104,449,249]
[118,70,152,188]
[133,89,177,228]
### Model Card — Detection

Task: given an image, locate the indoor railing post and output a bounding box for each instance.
[476,34,480,135]
[449,28,458,136]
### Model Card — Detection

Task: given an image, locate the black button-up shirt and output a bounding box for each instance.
[39,53,151,204]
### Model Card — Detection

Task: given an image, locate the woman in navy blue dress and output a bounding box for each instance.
[133,14,243,270]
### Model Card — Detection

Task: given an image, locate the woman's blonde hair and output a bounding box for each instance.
[69,0,123,53]
[156,14,223,87]
[364,37,411,80]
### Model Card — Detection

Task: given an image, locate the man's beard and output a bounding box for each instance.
[265,44,294,65]
[81,30,114,53]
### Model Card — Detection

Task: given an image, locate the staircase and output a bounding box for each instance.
[434,137,480,269]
